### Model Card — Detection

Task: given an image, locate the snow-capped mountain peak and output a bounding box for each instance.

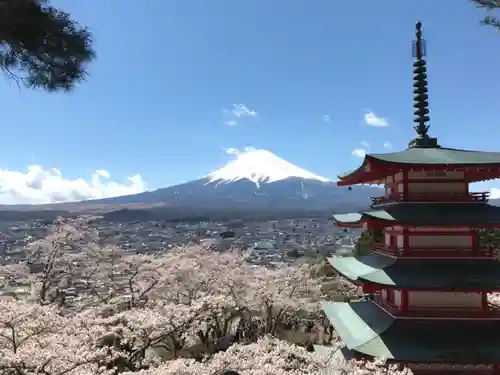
[205,149,330,187]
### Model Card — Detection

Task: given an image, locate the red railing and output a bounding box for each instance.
[371,191,489,206]
[372,242,387,251]
[372,242,494,258]
[374,295,500,318]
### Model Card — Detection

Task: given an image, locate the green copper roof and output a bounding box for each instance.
[333,203,500,226]
[337,147,500,181]
[323,300,500,363]
[367,147,500,165]
[328,253,500,289]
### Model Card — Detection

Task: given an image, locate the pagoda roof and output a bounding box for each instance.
[333,203,500,227]
[328,253,500,289]
[370,147,500,166]
[323,299,500,363]
[337,148,500,186]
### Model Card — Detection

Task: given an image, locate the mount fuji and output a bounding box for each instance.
[0,149,381,220]
[80,149,382,219]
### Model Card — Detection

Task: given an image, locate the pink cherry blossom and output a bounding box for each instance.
[0,217,400,375]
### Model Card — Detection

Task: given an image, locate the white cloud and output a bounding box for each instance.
[322,114,330,122]
[223,104,257,119]
[361,141,370,148]
[0,165,146,205]
[364,111,388,127]
[383,142,392,149]
[351,148,366,157]
[471,181,500,199]
[231,104,257,118]
[222,104,257,126]
[490,189,500,199]
[224,146,256,156]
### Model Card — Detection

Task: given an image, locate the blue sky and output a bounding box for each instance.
[2,0,500,203]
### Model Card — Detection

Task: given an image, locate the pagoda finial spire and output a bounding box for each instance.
[409,21,439,148]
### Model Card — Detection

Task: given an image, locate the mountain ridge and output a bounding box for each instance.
[0,149,496,221]
[205,149,330,186]
[81,148,379,212]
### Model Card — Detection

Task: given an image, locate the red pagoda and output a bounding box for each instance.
[317,22,500,374]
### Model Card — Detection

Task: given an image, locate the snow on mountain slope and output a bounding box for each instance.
[206,149,330,187]
[46,148,381,216]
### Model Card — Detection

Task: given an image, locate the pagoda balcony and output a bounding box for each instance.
[373,295,500,319]
[372,242,493,258]
[370,191,489,207]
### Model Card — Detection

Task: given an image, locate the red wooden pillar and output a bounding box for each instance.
[362,284,379,294]
[471,229,478,253]
[402,169,409,198]
[403,227,409,257]
[401,290,409,314]
[482,292,488,310]
[387,289,395,305]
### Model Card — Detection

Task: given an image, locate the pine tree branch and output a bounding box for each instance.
[0,0,95,91]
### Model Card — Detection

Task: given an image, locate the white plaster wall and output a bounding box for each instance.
[397,235,404,248]
[394,290,401,307]
[384,232,391,246]
[394,172,403,181]
[407,182,467,194]
[408,291,482,308]
[409,235,472,248]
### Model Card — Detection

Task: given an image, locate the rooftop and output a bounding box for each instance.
[327,253,500,289]
[323,299,500,363]
[333,203,500,227]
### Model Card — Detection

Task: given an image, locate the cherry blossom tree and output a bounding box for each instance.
[0,217,101,305]
[0,300,101,375]
[0,217,389,375]
[129,336,413,375]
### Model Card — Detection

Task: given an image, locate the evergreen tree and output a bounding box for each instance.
[477,228,500,254]
[472,0,500,31]
[354,229,383,257]
[0,0,95,91]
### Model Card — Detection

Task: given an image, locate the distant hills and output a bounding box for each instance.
[69,149,382,219]
[0,150,381,221]
[0,149,494,221]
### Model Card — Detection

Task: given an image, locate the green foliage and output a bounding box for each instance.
[354,229,378,256]
[0,0,95,91]
[472,0,500,31]
[477,228,500,251]
[372,228,384,243]
[354,228,382,257]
